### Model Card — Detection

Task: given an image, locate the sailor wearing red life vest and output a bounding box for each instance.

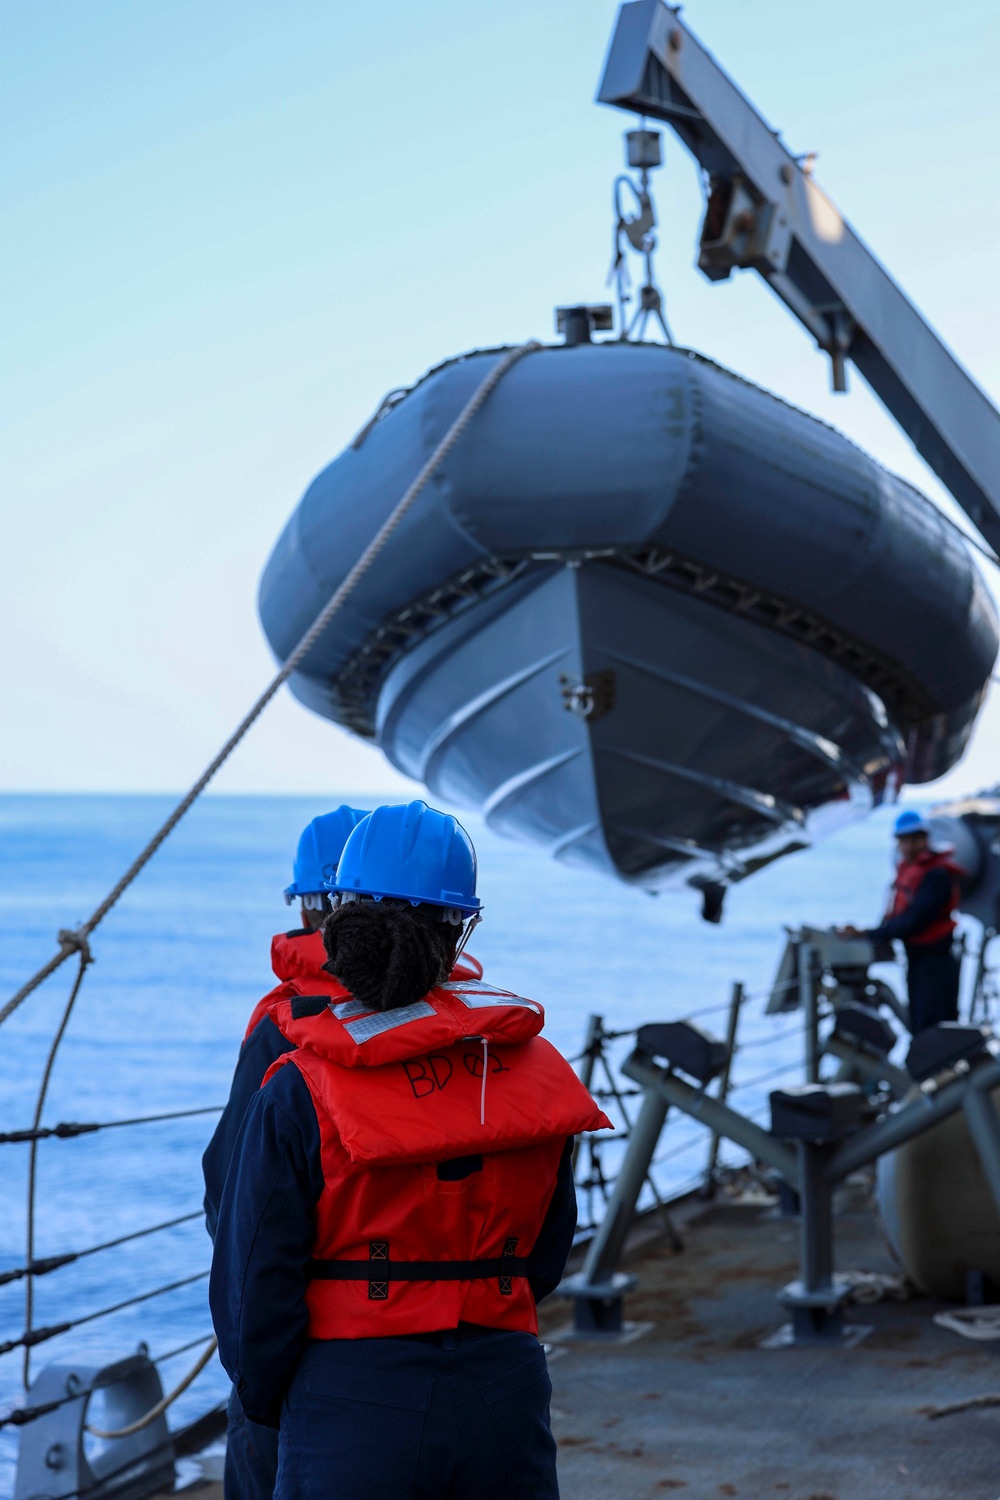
[210,801,610,1500]
[840,809,961,1034]
[204,804,486,1500]
[203,806,484,1239]
[204,809,368,1238]
[203,806,368,1500]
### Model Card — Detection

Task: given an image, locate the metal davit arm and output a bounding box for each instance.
[598,0,1000,552]
[826,1055,1000,1181]
[620,1050,799,1185]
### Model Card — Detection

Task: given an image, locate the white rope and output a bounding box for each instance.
[85,1337,218,1439]
[845,1270,913,1305]
[933,1305,1000,1341]
[0,340,541,1032]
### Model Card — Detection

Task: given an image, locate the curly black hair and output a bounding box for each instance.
[321,900,459,1012]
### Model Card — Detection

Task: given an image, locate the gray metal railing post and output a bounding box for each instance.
[969,932,996,1024]
[799,942,820,1083]
[572,1014,604,1180]
[577,1014,603,1093]
[703,981,744,1194]
[558,1071,670,1336]
[579,1084,670,1288]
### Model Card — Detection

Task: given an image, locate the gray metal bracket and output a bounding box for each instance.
[14,1353,173,1500]
[621,1034,1000,1350]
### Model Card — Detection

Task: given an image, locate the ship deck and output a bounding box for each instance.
[539,1178,1000,1500]
[176,1177,1000,1500]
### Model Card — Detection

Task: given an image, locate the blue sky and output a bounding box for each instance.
[3,0,1000,796]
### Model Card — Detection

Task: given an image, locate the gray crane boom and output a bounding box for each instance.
[598,0,1000,555]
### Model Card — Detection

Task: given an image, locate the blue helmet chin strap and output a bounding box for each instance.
[452,911,483,967]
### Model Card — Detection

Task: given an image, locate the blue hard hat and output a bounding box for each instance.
[893,809,928,837]
[331,800,482,915]
[284,806,371,901]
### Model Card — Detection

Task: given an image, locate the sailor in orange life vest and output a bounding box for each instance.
[838,809,962,1034]
[203,805,488,1500]
[209,801,610,1500]
[203,806,367,1500]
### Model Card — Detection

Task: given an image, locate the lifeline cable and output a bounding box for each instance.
[2,1272,210,1359]
[23,947,91,1386]
[0,1211,203,1288]
[0,1106,223,1146]
[0,338,541,1035]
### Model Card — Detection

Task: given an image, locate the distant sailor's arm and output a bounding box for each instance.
[209,1061,323,1428]
[526,1137,577,1304]
[201,1016,294,1241]
[866,867,953,943]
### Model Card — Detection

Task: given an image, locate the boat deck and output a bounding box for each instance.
[174,1178,1000,1500]
[539,1180,1000,1499]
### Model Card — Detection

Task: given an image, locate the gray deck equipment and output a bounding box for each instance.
[14,1354,173,1500]
[560,1019,1000,1345]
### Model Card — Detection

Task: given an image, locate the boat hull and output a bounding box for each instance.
[258,342,997,891]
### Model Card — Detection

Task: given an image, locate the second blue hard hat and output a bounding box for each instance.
[893,809,929,837]
[331,800,482,915]
[285,806,371,901]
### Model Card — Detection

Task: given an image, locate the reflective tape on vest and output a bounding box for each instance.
[344,1001,436,1044]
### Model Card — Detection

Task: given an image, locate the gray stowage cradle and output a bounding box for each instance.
[259,341,998,896]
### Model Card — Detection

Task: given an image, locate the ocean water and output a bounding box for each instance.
[0,792,947,1492]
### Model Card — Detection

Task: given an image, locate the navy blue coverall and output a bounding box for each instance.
[204,1003,292,1500]
[866,866,960,1034]
[210,1059,577,1500]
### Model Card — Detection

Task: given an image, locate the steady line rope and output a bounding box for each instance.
[84,1337,219,1440]
[0,340,541,1034]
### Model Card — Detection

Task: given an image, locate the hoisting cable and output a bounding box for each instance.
[84,1336,219,1440]
[0,337,540,1036]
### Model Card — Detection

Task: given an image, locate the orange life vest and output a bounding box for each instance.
[242,929,484,1043]
[888,849,960,947]
[265,979,610,1339]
